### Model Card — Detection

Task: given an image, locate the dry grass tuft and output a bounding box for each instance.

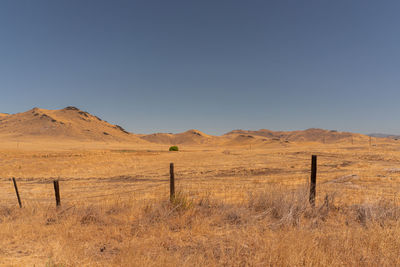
[248,186,311,227]
[350,200,400,227]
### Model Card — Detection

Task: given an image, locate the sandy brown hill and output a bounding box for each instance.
[141,128,372,146]
[140,129,219,145]
[222,133,274,146]
[226,129,276,139]
[225,128,369,143]
[0,106,143,142]
[139,133,175,144]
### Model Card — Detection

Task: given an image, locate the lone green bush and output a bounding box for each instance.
[169,146,179,151]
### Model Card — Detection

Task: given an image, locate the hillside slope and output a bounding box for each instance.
[0,107,381,145]
[140,129,219,145]
[0,106,143,142]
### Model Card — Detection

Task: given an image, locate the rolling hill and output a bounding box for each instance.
[224,128,370,144]
[139,129,218,145]
[0,106,143,142]
[0,107,380,146]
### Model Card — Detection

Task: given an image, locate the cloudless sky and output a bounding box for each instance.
[1,0,400,135]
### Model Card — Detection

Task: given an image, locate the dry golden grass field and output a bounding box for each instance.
[1,136,400,266]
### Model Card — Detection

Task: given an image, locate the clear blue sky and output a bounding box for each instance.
[1,0,400,135]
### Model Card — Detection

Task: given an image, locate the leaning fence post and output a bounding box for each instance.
[53,180,61,207]
[309,155,317,207]
[12,178,22,208]
[170,163,175,202]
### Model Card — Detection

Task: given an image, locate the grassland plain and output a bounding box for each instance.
[1,138,400,266]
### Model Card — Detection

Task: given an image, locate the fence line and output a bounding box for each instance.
[12,177,22,208]
[4,157,321,208]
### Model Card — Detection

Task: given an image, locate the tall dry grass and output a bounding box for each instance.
[1,186,400,266]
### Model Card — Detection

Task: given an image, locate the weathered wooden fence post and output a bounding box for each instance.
[12,178,22,208]
[309,155,317,207]
[170,163,175,202]
[53,180,61,207]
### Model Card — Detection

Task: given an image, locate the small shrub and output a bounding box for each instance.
[169,146,179,151]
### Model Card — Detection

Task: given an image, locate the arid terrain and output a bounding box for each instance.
[1,108,400,266]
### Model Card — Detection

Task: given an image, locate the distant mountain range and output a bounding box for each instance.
[368,133,400,140]
[0,106,390,145]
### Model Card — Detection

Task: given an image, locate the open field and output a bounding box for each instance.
[1,138,400,266]
[3,0,400,265]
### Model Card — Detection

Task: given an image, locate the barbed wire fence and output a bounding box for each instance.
[2,151,400,209]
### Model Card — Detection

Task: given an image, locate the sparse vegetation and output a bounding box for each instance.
[1,136,400,265]
[64,106,79,111]
[114,125,130,134]
[2,188,400,265]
